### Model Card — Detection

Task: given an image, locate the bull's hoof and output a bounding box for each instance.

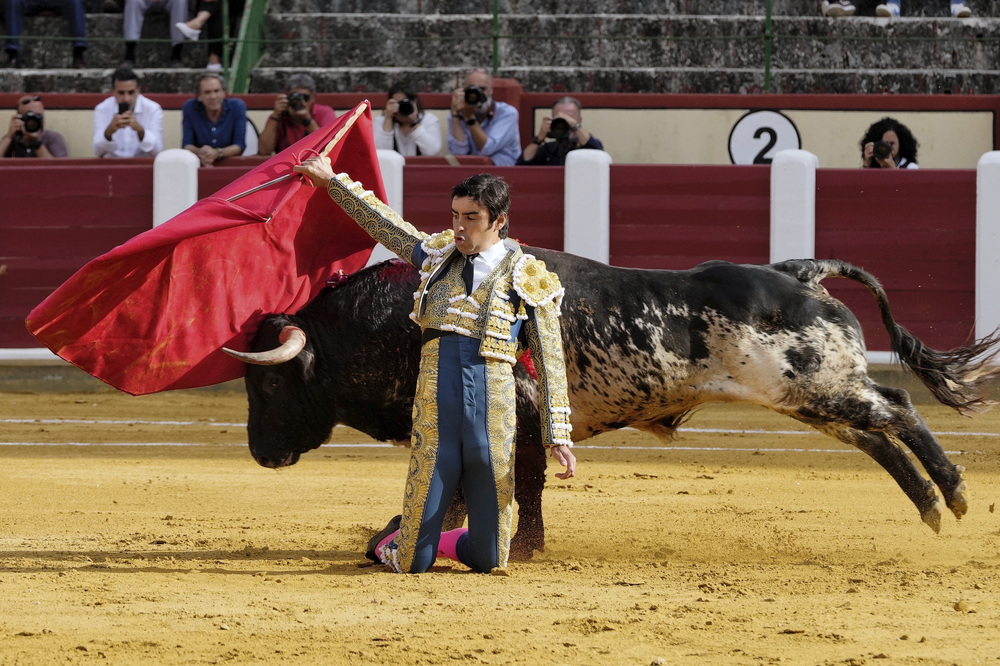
[921,498,944,533]
[946,469,969,520]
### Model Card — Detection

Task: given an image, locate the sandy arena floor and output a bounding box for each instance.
[1,389,999,665]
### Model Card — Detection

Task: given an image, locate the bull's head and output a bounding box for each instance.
[223,315,333,469]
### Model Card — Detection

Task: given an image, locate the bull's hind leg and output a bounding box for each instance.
[807,422,946,532]
[873,385,969,520]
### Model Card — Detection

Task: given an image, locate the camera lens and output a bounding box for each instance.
[397,98,414,116]
[286,92,306,112]
[21,111,43,134]
[873,140,893,160]
[547,117,570,140]
[464,85,483,106]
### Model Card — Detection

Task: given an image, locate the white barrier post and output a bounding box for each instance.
[563,150,613,264]
[769,149,818,262]
[976,152,1000,341]
[366,150,406,266]
[152,149,199,228]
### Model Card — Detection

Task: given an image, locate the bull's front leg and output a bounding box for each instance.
[442,487,467,531]
[511,431,547,559]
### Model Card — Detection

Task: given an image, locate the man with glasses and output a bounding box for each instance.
[257,73,336,156]
[1,95,68,158]
[93,67,164,158]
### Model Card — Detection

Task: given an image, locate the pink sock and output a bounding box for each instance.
[436,528,468,561]
[376,529,400,556]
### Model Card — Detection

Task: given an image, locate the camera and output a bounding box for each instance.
[464,85,484,106]
[21,110,43,134]
[286,91,307,112]
[547,117,571,140]
[872,140,893,161]
[396,98,415,117]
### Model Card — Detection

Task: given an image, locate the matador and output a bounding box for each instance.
[294,156,575,573]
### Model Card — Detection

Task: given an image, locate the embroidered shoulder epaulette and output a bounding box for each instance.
[422,230,455,256]
[512,255,564,309]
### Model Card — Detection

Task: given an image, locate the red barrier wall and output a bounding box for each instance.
[610,165,771,269]
[0,162,978,354]
[815,169,976,351]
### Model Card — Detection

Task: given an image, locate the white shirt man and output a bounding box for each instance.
[92,69,164,158]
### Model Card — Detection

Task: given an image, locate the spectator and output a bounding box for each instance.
[373,84,442,157]
[175,0,244,71]
[3,0,87,68]
[257,73,336,156]
[181,73,246,167]
[93,67,164,158]
[122,0,189,67]
[822,0,971,16]
[1,95,68,158]
[517,96,604,166]
[860,117,919,169]
[447,68,520,166]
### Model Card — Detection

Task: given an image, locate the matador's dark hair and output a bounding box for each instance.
[860,116,919,165]
[452,173,510,239]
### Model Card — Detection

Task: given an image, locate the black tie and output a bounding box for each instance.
[462,254,479,294]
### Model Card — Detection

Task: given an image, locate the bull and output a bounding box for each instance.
[225,249,1000,555]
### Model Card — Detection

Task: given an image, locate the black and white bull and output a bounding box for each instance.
[225,249,1000,555]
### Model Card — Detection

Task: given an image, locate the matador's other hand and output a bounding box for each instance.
[550,444,576,480]
[293,155,333,188]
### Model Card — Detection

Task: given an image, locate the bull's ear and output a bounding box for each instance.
[298,348,316,381]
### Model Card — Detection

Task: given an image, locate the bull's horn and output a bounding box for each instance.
[222,325,306,365]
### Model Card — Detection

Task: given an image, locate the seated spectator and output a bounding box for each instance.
[517,96,603,166]
[93,67,164,158]
[448,67,520,166]
[3,0,87,68]
[1,95,68,158]
[175,0,244,71]
[122,0,189,67]
[823,0,970,16]
[373,85,442,157]
[257,73,336,156]
[181,73,246,167]
[860,117,919,169]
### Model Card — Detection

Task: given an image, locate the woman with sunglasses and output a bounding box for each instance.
[257,73,337,156]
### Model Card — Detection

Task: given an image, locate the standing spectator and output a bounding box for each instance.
[875,0,971,16]
[517,96,604,166]
[373,84,442,157]
[1,95,68,158]
[175,0,244,71]
[860,117,919,169]
[256,73,336,156]
[3,0,87,68]
[93,67,164,158]
[122,0,189,67]
[448,68,520,166]
[181,73,246,167]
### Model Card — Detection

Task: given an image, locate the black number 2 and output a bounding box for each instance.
[753,127,778,164]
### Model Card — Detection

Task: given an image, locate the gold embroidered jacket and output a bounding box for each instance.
[326,173,572,447]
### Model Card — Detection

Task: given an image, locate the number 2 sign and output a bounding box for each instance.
[728,110,801,165]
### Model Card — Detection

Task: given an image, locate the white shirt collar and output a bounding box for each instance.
[467,239,509,293]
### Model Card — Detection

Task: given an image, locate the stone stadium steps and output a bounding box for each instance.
[1,0,999,93]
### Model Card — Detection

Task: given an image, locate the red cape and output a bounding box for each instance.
[26,102,382,395]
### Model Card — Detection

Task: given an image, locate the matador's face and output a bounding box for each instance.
[451,196,504,256]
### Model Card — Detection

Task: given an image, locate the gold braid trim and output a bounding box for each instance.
[513,254,565,311]
[486,361,516,569]
[327,173,425,265]
[526,299,573,447]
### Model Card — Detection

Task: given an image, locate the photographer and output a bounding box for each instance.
[1,95,68,158]
[93,67,163,158]
[257,73,336,156]
[447,68,520,166]
[374,85,442,157]
[517,97,604,166]
[861,117,919,170]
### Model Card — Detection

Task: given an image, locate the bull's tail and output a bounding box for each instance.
[773,258,1000,415]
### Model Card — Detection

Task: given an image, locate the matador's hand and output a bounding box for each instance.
[550,444,576,480]
[293,155,333,188]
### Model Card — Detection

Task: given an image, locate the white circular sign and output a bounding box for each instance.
[728,110,801,165]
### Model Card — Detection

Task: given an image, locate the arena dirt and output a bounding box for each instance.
[1,390,998,665]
